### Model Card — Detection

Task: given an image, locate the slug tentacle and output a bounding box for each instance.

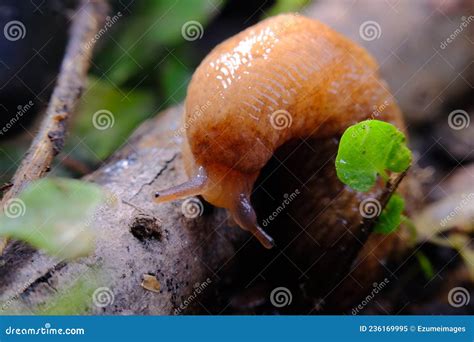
[154,166,208,203]
[231,194,275,249]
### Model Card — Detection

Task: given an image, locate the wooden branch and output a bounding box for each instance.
[0,106,248,315]
[0,0,108,253]
[362,170,408,238]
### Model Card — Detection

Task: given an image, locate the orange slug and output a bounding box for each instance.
[155,13,405,249]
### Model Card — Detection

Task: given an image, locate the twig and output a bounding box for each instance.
[378,170,408,213]
[0,183,13,193]
[361,170,409,237]
[60,155,92,176]
[0,0,108,253]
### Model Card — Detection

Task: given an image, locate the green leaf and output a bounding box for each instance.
[266,0,310,16]
[373,194,405,234]
[0,178,105,259]
[94,0,225,84]
[335,120,412,192]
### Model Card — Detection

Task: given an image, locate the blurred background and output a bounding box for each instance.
[0,0,472,314]
[0,0,472,184]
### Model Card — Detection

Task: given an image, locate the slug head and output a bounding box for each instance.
[154,163,275,249]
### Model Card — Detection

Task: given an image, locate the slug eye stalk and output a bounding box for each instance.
[154,166,208,203]
[230,194,275,249]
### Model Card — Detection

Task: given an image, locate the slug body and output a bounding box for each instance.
[155,14,404,248]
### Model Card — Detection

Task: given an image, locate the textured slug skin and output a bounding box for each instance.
[155,13,405,248]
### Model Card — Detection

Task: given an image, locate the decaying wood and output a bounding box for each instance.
[0,0,108,253]
[0,105,247,314]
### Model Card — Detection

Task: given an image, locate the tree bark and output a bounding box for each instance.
[0,105,247,315]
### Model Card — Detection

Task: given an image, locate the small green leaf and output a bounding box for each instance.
[0,178,104,259]
[335,120,412,192]
[373,194,405,234]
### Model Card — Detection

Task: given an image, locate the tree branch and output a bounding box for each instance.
[0,0,108,253]
[0,106,248,315]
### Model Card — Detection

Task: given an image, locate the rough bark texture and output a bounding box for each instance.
[0,105,247,314]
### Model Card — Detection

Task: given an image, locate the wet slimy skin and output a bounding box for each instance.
[155,13,405,248]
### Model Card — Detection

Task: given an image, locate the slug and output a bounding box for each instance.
[155,13,405,249]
